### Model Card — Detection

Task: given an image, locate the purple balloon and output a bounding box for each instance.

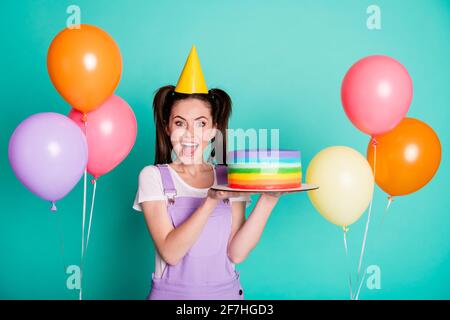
[8,112,88,207]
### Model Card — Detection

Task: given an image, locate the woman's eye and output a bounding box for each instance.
[196,121,206,127]
[175,121,186,127]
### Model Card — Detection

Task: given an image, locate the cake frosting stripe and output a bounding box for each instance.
[228,176,302,184]
[231,157,301,164]
[227,149,302,190]
[228,166,301,174]
[228,182,300,190]
[230,150,299,158]
[230,162,301,169]
[228,173,301,181]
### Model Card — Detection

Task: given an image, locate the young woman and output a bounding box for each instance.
[133,46,283,300]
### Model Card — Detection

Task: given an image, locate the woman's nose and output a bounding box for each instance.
[185,123,201,138]
[183,125,194,137]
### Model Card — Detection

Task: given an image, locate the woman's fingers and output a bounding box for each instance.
[209,189,257,199]
[208,189,233,200]
[208,189,223,199]
[228,191,254,198]
[216,190,227,198]
[264,191,285,198]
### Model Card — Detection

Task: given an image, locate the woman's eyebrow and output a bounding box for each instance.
[172,115,208,121]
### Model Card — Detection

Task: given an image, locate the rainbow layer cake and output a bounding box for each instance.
[227,149,302,190]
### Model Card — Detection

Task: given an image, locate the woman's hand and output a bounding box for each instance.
[261,191,285,200]
[262,191,285,198]
[207,189,286,201]
[207,189,252,200]
[258,191,286,205]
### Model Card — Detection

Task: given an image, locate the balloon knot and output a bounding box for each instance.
[388,195,394,202]
[371,137,378,146]
[50,201,57,212]
[91,179,96,185]
[81,113,88,123]
[343,226,349,233]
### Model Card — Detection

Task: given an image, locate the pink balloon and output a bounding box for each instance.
[341,55,413,136]
[68,95,137,179]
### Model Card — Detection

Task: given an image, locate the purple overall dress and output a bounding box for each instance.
[147,164,245,300]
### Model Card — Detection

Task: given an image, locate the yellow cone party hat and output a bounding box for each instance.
[175,45,208,94]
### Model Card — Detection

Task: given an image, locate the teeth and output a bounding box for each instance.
[181,142,199,147]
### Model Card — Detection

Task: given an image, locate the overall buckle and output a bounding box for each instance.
[167,191,177,205]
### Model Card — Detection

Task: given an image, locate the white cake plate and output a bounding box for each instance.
[211,183,319,194]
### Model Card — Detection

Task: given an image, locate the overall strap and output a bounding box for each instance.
[215,164,228,185]
[156,164,177,204]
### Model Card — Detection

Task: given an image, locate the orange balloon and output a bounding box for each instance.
[47,24,122,113]
[367,118,441,196]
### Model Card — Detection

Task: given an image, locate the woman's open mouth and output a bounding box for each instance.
[181,142,199,157]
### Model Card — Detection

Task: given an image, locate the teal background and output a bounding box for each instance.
[1,0,449,299]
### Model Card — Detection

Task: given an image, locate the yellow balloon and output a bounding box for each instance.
[306,146,374,227]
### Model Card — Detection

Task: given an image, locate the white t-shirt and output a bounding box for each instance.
[132,164,252,278]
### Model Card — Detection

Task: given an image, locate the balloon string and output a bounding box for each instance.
[386,196,393,210]
[355,270,367,300]
[354,140,377,299]
[80,119,88,301]
[54,209,68,275]
[382,195,394,225]
[85,179,97,253]
[80,167,87,300]
[343,227,354,300]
